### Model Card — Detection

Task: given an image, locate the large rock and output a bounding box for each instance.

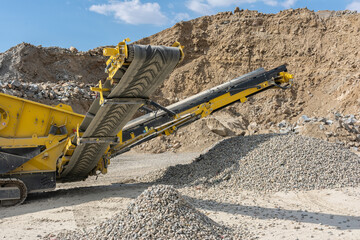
[206,118,232,137]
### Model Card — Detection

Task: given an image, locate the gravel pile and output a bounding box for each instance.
[0,79,95,102]
[52,185,234,240]
[146,134,360,192]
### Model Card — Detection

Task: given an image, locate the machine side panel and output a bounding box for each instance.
[0,152,31,174]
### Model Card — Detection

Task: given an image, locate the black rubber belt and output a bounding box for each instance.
[60,44,181,181]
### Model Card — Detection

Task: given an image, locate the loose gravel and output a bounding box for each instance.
[48,134,359,240]
[145,134,360,192]
[51,185,235,240]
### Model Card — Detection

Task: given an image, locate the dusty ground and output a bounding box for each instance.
[0,151,359,240]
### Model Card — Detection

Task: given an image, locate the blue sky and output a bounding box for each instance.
[0,0,359,52]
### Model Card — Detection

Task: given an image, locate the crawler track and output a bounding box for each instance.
[0,178,27,207]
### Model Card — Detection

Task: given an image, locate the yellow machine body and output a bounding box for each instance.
[0,39,293,207]
[0,93,84,174]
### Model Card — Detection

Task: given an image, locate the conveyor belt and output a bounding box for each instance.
[60,44,181,181]
[121,65,287,143]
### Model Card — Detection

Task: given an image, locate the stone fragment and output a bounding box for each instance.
[298,115,311,125]
[10,80,21,88]
[69,46,78,53]
[325,131,333,137]
[277,120,289,128]
[325,119,333,125]
[173,142,181,149]
[206,118,231,137]
[344,115,357,125]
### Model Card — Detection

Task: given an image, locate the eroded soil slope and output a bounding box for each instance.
[0,8,359,151]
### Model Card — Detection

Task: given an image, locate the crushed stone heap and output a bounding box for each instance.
[0,43,105,113]
[51,185,235,240]
[148,134,360,192]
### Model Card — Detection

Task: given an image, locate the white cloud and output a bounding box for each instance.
[173,12,191,22]
[346,1,360,11]
[186,0,213,15]
[207,0,245,7]
[281,0,297,8]
[89,0,167,25]
[263,0,278,6]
